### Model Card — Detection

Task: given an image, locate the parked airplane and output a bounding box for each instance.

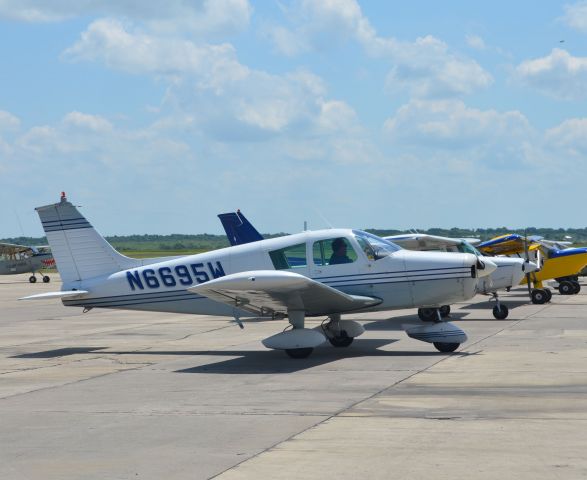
[22,195,497,358]
[383,234,537,320]
[218,212,522,320]
[477,234,587,303]
[0,242,54,283]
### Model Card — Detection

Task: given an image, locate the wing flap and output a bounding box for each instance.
[189,270,381,316]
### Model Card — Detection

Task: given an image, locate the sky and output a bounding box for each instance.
[1,1,587,237]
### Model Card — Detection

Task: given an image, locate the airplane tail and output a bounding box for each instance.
[35,193,140,285]
[218,210,264,246]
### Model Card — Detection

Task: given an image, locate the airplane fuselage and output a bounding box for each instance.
[0,253,53,276]
[62,230,480,317]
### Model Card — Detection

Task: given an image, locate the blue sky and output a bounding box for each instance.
[1,1,587,237]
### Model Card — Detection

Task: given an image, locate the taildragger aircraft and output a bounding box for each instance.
[477,234,587,304]
[22,195,496,358]
[0,242,54,283]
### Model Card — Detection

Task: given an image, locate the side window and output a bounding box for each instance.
[313,237,357,266]
[269,243,307,270]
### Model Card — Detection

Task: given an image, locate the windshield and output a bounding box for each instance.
[353,230,401,260]
[456,241,483,256]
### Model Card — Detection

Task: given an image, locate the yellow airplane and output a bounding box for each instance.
[477,234,587,304]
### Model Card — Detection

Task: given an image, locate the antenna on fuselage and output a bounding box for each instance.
[303,221,307,231]
[313,210,333,229]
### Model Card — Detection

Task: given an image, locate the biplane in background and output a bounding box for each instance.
[477,234,587,303]
[0,242,54,283]
[22,195,496,358]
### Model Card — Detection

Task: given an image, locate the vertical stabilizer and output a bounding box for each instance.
[36,194,139,283]
[218,210,264,246]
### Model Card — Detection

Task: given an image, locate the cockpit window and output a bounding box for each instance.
[269,243,307,270]
[353,230,401,259]
[313,237,357,266]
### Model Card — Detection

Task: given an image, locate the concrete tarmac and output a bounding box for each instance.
[0,274,586,479]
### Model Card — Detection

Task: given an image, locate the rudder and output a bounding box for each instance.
[36,193,139,284]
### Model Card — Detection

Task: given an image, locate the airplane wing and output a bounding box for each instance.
[477,234,527,256]
[0,242,34,256]
[189,270,381,317]
[385,234,479,251]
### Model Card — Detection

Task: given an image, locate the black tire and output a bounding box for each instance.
[531,289,547,305]
[418,308,437,322]
[492,304,509,320]
[572,281,581,294]
[42,276,50,283]
[433,342,459,353]
[439,305,451,318]
[544,288,552,302]
[328,331,354,347]
[285,347,313,359]
[558,281,575,295]
[29,276,37,283]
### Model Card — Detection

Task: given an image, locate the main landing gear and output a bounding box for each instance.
[29,274,50,283]
[558,280,581,295]
[531,288,552,305]
[261,311,364,358]
[321,314,364,348]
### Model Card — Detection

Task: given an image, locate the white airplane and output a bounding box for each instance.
[0,242,54,283]
[22,195,497,358]
[385,234,538,319]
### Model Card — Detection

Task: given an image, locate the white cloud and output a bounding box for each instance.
[0,110,20,130]
[515,48,587,99]
[384,99,530,149]
[546,118,587,155]
[466,34,486,50]
[63,111,113,132]
[62,19,367,146]
[62,18,249,84]
[0,0,252,35]
[384,36,492,98]
[264,0,492,98]
[562,1,587,32]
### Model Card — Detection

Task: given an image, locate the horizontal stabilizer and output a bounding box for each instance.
[19,290,89,301]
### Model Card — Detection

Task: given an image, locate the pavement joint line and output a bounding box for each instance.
[338,414,587,421]
[210,306,553,478]
[209,338,474,477]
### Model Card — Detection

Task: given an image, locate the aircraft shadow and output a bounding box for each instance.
[174,339,477,374]
[11,340,476,375]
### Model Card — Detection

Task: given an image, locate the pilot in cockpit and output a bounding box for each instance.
[329,238,352,265]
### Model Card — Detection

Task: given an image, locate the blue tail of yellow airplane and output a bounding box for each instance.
[217,210,264,246]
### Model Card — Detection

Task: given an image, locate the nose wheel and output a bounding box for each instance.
[433,342,460,353]
[285,348,314,359]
